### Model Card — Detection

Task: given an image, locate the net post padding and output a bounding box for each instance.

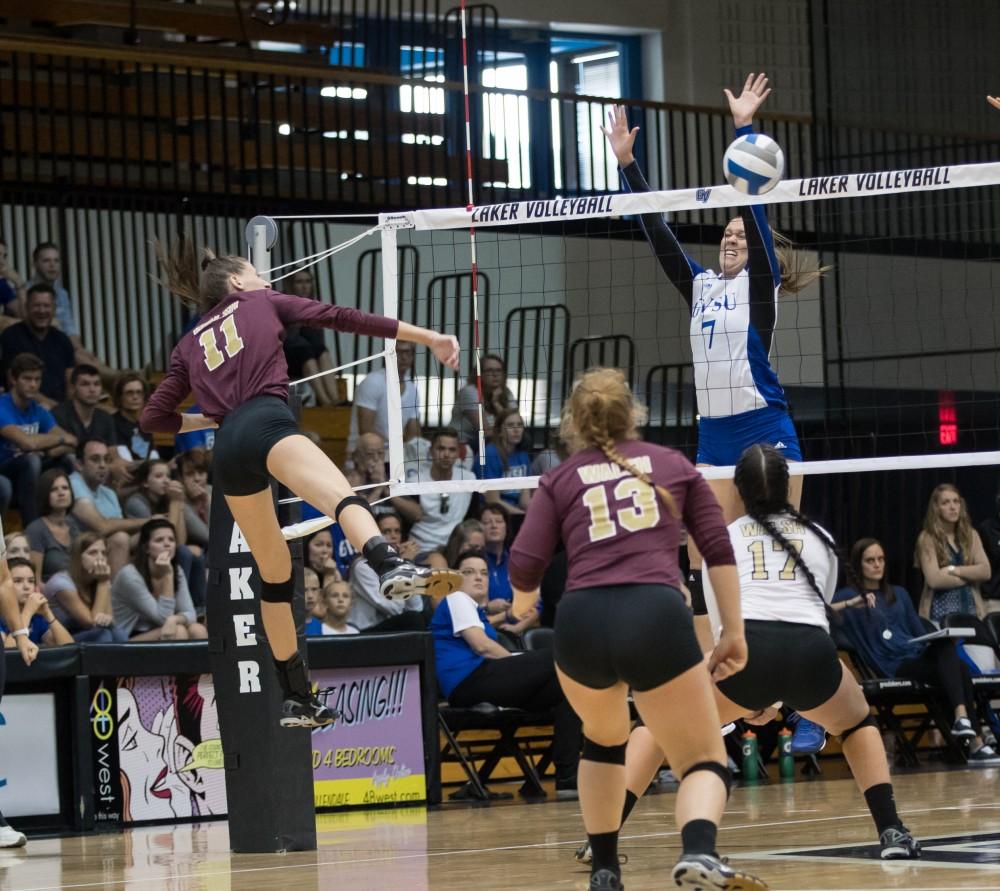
[204,487,316,853]
[378,161,1000,232]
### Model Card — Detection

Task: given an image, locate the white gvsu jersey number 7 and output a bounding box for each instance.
[704,513,838,634]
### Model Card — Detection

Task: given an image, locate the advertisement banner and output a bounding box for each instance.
[88,663,427,823]
[90,675,227,824]
[0,693,60,817]
[311,664,426,808]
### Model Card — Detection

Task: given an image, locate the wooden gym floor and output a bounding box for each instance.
[5,766,1000,890]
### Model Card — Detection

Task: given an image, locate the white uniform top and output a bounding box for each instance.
[689,267,782,418]
[704,512,838,635]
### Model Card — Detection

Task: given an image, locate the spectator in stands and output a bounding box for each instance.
[43,532,126,643]
[0,237,25,327]
[176,448,212,555]
[443,518,486,570]
[53,364,116,443]
[0,285,77,405]
[0,353,77,522]
[25,469,82,582]
[70,438,147,576]
[305,528,342,588]
[345,432,391,511]
[916,483,990,622]
[54,363,131,486]
[124,459,187,533]
[1,557,73,648]
[30,243,106,370]
[477,409,532,513]
[346,341,421,457]
[112,373,157,462]
[450,353,515,446]
[320,578,359,635]
[481,502,514,609]
[4,532,30,561]
[349,552,425,633]
[976,488,1000,610]
[30,243,78,340]
[125,458,205,606]
[303,567,326,635]
[531,428,568,476]
[283,270,341,406]
[431,549,580,796]
[393,428,474,551]
[834,537,999,764]
[377,510,420,561]
[111,518,207,641]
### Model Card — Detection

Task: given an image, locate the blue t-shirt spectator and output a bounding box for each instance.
[430,592,499,697]
[0,277,18,312]
[304,616,324,636]
[486,548,513,603]
[0,612,50,645]
[331,523,358,576]
[69,471,123,519]
[175,405,216,453]
[0,392,55,464]
[476,443,532,507]
[832,585,928,677]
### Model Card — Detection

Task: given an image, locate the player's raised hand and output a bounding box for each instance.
[988,96,1000,111]
[708,630,748,681]
[430,333,460,371]
[601,105,639,167]
[724,72,772,129]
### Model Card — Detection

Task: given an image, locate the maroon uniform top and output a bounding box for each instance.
[508,440,734,592]
[141,289,399,433]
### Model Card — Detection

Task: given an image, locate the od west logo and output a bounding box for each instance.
[90,682,122,821]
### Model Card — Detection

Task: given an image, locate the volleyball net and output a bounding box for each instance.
[377,159,1000,491]
[253,158,1000,545]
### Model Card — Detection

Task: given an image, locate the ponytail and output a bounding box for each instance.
[599,437,679,519]
[154,237,248,313]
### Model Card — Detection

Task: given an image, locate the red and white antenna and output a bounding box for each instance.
[460,0,486,463]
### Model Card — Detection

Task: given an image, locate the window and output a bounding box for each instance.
[482,56,531,189]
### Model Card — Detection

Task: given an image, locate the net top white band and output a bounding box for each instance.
[387,450,1000,497]
[379,161,1000,231]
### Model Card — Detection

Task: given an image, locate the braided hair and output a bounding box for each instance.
[733,444,834,603]
[560,367,679,518]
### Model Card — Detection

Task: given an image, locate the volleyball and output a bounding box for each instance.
[722,132,785,195]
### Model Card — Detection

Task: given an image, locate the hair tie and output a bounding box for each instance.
[200,256,213,271]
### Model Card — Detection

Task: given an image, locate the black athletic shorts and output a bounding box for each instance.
[716,620,843,712]
[554,584,703,692]
[213,395,300,497]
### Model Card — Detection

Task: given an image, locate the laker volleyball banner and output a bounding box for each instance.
[311,664,427,808]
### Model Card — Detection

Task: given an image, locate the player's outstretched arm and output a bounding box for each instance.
[724,72,771,129]
[395,321,460,371]
[988,95,1000,111]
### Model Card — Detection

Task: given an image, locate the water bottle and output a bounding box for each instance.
[778,727,795,778]
[741,730,759,782]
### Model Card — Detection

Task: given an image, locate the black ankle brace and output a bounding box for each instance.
[274,651,310,698]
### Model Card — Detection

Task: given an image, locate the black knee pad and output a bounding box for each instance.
[335,494,374,525]
[838,714,877,743]
[261,576,294,604]
[687,569,707,616]
[582,736,627,765]
[682,761,732,798]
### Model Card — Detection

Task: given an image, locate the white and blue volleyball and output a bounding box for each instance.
[722,132,784,195]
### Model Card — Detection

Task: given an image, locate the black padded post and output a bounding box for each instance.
[205,481,315,852]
